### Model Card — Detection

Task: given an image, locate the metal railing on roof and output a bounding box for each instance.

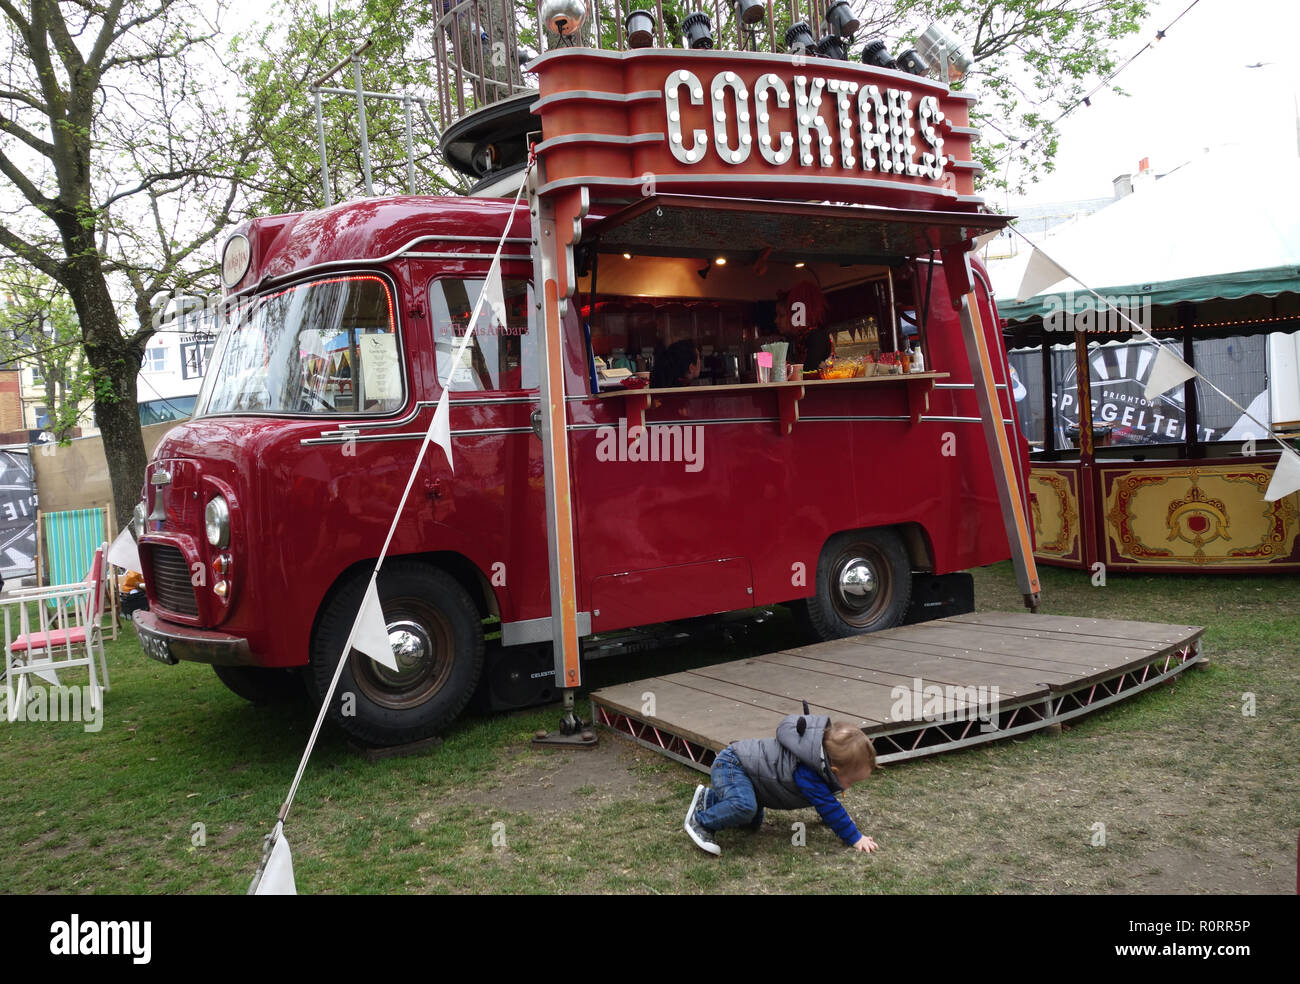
[431,0,847,133]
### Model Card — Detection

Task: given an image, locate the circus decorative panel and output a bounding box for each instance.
[1100,459,1300,571]
[1028,465,1082,564]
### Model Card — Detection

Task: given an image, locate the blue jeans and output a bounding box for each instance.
[695,746,759,832]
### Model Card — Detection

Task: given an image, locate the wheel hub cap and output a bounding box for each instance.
[838,559,877,607]
[369,619,432,688]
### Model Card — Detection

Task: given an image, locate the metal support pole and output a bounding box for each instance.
[942,248,1042,610]
[528,161,584,712]
[353,56,374,197]
[312,88,333,207]
[403,95,417,195]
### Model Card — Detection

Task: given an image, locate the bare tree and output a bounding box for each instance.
[0,0,258,525]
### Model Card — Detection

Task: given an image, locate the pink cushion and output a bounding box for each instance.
[11,627,88,652]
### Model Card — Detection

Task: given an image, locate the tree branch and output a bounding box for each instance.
[0,222,61,279]
[0,113,57,159]
[0,142,57,210]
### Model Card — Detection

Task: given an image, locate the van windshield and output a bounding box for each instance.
[198,275,403,416]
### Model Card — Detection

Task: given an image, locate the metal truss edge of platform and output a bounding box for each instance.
[592,641,1204,774]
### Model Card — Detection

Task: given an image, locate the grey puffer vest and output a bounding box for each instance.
[731,714,842,810]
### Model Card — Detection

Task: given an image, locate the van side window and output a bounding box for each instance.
[430,278,537,392]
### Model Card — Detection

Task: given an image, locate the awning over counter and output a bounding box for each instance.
[584,194,1011,265]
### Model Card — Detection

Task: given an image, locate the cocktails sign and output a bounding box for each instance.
[530,50,981,210]
[663,69,948,182]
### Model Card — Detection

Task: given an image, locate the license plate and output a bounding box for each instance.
[136,621,178,665]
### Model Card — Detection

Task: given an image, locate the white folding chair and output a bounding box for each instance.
[3,542,110,722]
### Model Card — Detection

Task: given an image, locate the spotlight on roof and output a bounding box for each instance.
[731,0,767,26]
[540,0,587,38]
[816,35,848,61]
[825,1,860,39]
[916,21,973,82]
[860,38,896,70]
[682,11,714,49]
[784,21,817,56]
[624,8,656,48]
[895,48,929,76]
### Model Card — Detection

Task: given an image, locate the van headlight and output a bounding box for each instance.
[133,502,147,539]
[205,496,230,548]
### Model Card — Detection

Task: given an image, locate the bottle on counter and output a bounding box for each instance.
[911,341,925,373]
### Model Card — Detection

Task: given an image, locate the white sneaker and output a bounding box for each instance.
[685,784,721,856]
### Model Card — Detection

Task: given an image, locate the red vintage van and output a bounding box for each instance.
[132,12,1033,747]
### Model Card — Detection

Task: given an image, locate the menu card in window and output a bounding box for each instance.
[359,334,400,400]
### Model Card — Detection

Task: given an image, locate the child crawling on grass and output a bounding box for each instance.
[684,713,879,856]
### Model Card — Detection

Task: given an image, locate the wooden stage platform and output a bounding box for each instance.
[589,612,1205,771]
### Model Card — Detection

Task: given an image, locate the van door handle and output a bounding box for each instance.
[530,408,542,439]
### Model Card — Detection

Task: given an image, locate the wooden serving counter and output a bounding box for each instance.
[593,372,950,435]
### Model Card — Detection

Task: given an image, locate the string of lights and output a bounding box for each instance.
[993,0,1204,171]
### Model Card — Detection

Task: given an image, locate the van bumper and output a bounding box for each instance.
[133,610,253,667]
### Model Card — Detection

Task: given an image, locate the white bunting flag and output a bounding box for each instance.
[1015,248,1070,302]
[483,256,508,331]
[107,525,142,574]
[1143,346,1197,401]
[252,822,297,895]
[974,229,1000,250]
[429,387,453,473]
[352,579,399,672]
[1264,447,1300,503]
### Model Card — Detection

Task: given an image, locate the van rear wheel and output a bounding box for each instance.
[308,562,484,747]
[802,528,911,640]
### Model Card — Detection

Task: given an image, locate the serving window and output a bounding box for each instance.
[580,253,922,385]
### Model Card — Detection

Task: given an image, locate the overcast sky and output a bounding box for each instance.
[999,0,1300,209]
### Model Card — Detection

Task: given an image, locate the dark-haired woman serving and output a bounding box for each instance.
[650,339,702,389]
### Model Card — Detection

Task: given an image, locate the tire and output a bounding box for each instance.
[212,664,306,704]
[308,561,484,747]
[801,528,912,640]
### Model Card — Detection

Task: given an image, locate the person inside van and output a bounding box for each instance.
[776,281,834,370]
[650,339,702,389]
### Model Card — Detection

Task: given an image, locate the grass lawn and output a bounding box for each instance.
[1,562,1295,894]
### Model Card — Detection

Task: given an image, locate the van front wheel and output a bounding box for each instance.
[308,562,484,747]
[802,529,911,640]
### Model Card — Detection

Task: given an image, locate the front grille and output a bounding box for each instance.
[148,544,199,618]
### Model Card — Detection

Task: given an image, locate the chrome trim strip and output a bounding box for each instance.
[222,231,530,302]
[539,172,962,204]
[428,236,532,244]
[501,612,593,646]
[318,395,539,434]
[532,89,662,112]
[403,252,533,261]
[797,415,909,423]
[534,132,665,154]
[922,415,1017,425]
[449,395,538,406]
[934,383,1007,390]
[300,425,534,446]
[302,414,1015,444]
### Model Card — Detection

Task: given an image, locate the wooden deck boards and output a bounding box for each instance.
[591,612,1205,751]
